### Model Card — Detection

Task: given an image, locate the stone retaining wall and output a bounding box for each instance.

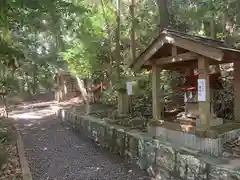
[149,125,240,157]
[57,108,240,180]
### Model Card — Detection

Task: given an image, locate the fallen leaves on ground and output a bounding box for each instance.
[0,118,22,180]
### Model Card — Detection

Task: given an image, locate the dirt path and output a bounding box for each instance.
[10,103,150,180]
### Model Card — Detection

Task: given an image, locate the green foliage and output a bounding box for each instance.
[0,0,89,95]
[0,150,7,170]
[0,122,14,144]
[101,88,118,106]
[0,0,238,120]
[0,118,15,169]
[61,3,113,79]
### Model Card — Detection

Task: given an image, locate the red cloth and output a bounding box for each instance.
[89,83,106,92]
[177,73,222,92]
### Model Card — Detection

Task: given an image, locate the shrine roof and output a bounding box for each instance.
[129,28,240,71]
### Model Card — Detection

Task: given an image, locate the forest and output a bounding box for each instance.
[1,0,240,179]
[1,0,240,119]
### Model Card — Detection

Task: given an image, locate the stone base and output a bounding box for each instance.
[55,108,240,180]
[147,118,238,156]
[211,118,223,127]
[148,125,223,156]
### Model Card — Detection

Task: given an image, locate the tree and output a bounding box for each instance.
[0,0,238,119]
[157,0,169,30]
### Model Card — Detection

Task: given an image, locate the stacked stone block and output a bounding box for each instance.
[56,108,240,180]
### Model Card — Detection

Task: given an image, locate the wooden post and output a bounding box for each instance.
[152,63,162,120]
[129,0,135,115]
[234,61,240,122]
[56,74,60,102]
[59,74,64,102]
[198,56,211,130]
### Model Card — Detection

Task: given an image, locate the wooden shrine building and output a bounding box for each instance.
[129,29,240,133]
[54,69,105,104]
[54,70,80,102]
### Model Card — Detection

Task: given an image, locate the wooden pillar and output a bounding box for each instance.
[56,75,60,101]
[63,77,68,100]
[234,61,240,121]
[198,56,211,129]
[59,74,64,101]
[152,63,162,120]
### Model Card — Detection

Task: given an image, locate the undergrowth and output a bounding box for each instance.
[0,117,16,169]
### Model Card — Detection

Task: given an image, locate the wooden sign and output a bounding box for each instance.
[126,81,133,95]
[196,118,200,128]
[184,92,187,102]
[198,79,206,101]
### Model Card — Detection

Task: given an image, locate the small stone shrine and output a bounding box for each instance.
[176,69,223,128]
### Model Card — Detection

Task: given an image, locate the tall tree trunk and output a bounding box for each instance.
[75,76,90,114]
[130,0,136,62]
[157,0,169,31]
[210,19,216,40]
[222,6,235,46]
[32,64,37,94]
[26,75,31,95]
[115,0,129,114]
[209,20,220,74]
[209,17,220,117]
[156,0,169,114]
[115,0,121,82]
[128,0,136,114]
[100,0,114,89]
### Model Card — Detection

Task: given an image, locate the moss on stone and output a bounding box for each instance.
[210,122,240,135]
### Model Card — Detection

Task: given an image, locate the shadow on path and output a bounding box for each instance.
[10,104,150,180]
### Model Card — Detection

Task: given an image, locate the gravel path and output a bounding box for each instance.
[12,105,150,180]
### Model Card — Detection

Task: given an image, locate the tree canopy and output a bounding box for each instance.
[0,0,239,118]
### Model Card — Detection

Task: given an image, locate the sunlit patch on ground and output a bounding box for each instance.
[9,101,150,180]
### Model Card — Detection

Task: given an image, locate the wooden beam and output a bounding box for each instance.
[133,36,165,71]
[145,52,197,66]
[161,63,197,71]
[165,35,224,61]
[224,51,240,63]
[132,32,225,72]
